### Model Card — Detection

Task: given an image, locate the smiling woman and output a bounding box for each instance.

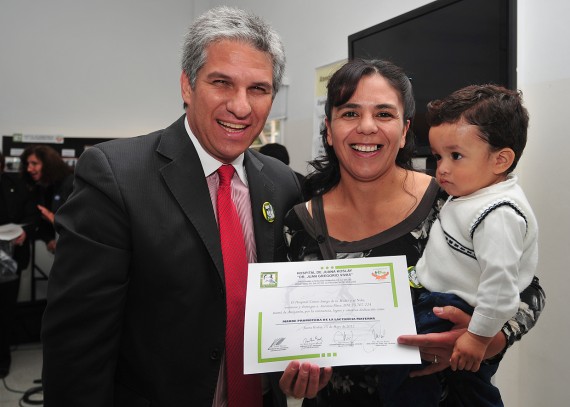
[278,59,546,407]
[301,59,426,243]
[325,74,409,188]
[303,59,417,200]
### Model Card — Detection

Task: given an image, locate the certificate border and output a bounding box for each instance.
[255,261,400,365]
[336,262,398,307]
[257,312,324,363]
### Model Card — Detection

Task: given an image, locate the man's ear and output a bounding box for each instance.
[493,148,515,174]
[180,72,192,106]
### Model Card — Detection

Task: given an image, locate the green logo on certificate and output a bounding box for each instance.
[260,272,278,288]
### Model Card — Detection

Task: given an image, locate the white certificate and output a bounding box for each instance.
[244,256,420,374]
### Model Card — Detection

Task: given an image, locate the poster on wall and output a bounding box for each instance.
[312,59,347,159]
[313,59,347,159]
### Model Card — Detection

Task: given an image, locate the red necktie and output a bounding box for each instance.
[216,165,262,407]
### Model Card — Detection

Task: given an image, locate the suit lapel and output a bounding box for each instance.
[156,117,225,280]
[244,150,275,263]
[155,121,278,277]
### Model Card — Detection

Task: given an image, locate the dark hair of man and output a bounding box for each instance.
[426,84,529,173]
[258,143,290,165]
[19,145,72,186]
[303,58,416,198]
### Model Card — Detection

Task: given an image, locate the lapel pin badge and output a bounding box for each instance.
[262,202,275,223]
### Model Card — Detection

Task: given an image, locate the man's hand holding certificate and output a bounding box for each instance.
[244,256,420,374]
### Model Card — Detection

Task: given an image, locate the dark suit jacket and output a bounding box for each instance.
[41,116,302,406]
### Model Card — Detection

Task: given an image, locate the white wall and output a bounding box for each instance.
[494,1,570,405]
[0,0,197,139]
[2,0,568,405]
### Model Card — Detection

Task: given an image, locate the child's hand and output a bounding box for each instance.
[450,331,491,372]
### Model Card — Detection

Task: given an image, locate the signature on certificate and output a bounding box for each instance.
[300,335,323,349]
[303,336,323,345]
[371,325,386,340]
[333,330,355,346]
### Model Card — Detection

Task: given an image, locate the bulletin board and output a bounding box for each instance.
[1,134,114,172]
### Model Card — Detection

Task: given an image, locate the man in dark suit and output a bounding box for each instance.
[41,6,319,407]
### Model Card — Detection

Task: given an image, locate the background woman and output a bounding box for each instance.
[279,59,545,406]
[20,145,73,253]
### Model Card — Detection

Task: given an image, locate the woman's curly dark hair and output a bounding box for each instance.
[20,145,72,186]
